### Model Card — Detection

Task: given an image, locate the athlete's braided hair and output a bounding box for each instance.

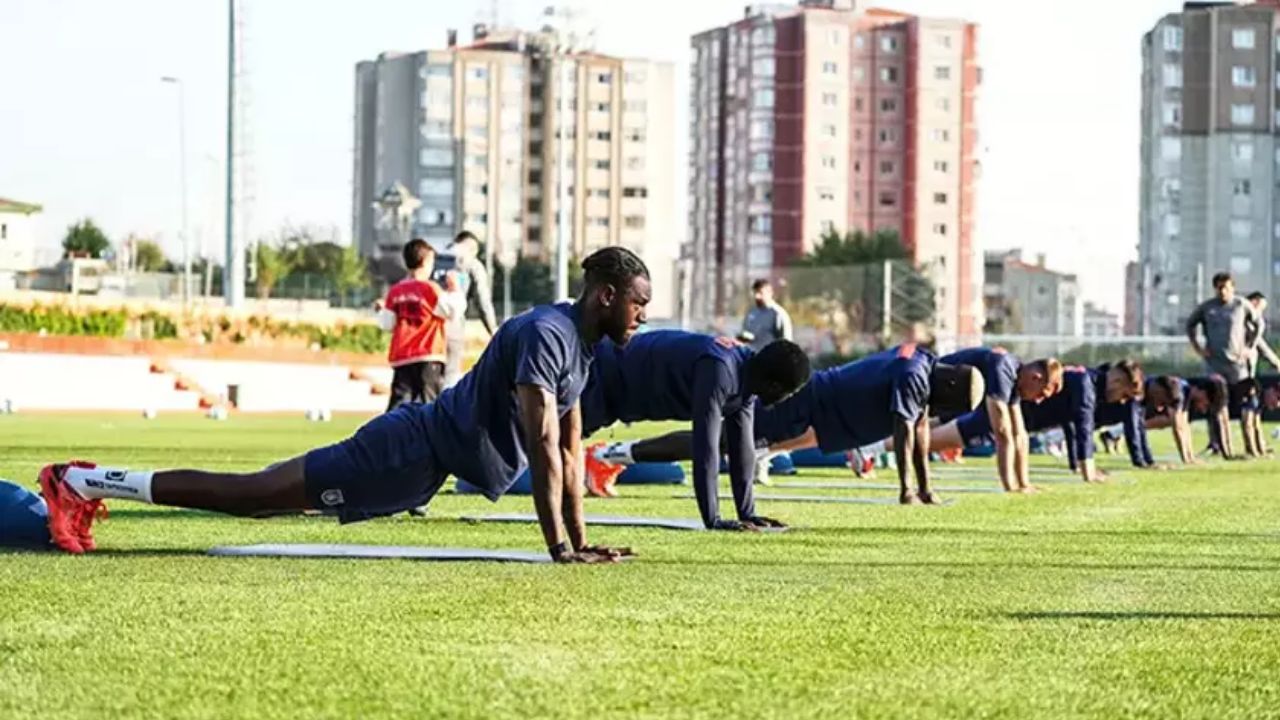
[581,246,649,292]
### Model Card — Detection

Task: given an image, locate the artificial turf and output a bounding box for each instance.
[1,413,1278,719]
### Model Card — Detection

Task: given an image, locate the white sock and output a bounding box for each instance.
[861,441,886,456]
[595,441,635,465]
[64,467,154,503]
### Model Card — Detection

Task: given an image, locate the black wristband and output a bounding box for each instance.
[548,541,569,559]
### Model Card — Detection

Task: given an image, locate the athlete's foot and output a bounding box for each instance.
[1016,484,1040,494]
[407,506,429,517]
[38,462,94,554]
[899,491,922,506]
[584,444,624,498]
[847,450,876,479]
[918,491,942,505]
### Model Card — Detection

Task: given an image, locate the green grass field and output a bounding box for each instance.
[2,414,1279,719]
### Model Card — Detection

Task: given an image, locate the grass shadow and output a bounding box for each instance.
[1008,611,1280,621]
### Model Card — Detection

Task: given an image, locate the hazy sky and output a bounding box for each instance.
[0,0,1183,312]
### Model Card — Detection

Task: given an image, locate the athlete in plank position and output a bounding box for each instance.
[38,248,652,563]
[870,351,1062,493]
[586,344,984,505]
[578,332,810,528]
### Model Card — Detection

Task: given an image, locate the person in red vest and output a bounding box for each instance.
[375,239,464,411]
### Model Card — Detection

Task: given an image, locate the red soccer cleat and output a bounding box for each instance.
[75,498,108,552]
[584,444,623,498]
[38,462,94,554]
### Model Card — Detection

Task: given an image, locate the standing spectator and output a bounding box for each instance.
[1186,272,1263,456]
[739,279,793,352]
[1245,291,1278,454]
[739,278,795,484]
[439,231,499,388]
[376,239,462,411]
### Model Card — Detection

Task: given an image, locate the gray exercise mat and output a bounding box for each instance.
[209,543,550,563]
[678,493,955,506]
[773,481,1001,494]
[461,512,789,532]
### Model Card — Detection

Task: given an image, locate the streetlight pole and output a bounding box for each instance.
[161,76,190,309]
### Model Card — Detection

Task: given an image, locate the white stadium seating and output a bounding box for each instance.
[0,352,387,413]
[0,353,201,411]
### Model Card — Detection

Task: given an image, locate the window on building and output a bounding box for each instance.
[1231,256,1253,274]
[1163,63,1182,88]
[588,188,611,199]
[465,213,488,225]
[822,92,838,107]
[880,160,894,175]
[879,191,896,207]
[1231,218,1252,239]
[881,98,897,113]
[854,97,864,111]
[419,147,452,167]
[1162,102,1181,126]
[854,34,865,50]
[588,217,609,228]
[1233,65,1257,88]
[750,214,772,233]
[934,160,949,173]
[593,159,611,170]
[1234,139,1254,161]
[623,215,645,229]
[756,58,776,77]
[853,160,862,174]
[881,35,899,52]
[1163,25,1182,51]
[751,120,774,139]
[1,224,6,240]
[932,129,951,142]
[597,72,613,84]
[1232,104,1256,125]
[937,34,953,48]
[933,223,948,236]
[829,29,843,45]
[934,192,948,204]
[417,177,454,197]
[820,219,836,234]
[1233,27,1256,49]
[822,124,837,137]
[853,66,865,81]
[470,66,489,80]
[822,156,836,169]
[623,186,649,198]
[880,67,899,83]
[878,128,895,144]
[593,130,612,141]
[936,97,951,112]
[624,100,646,113]
[593,102,611,113]
[753,152,773,171]
[1234,179,1252,196]
[1161,137,1182,161]
[823,61,838,75]
[755,88,775,108]
[818,187,835,201]
[935,66,951,81]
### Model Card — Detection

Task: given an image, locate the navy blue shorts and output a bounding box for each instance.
[954,407,995,448]
[304,404,448,523]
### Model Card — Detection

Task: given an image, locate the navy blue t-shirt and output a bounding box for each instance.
[589,330,759,526]
[1092,364,1153,468]
[795,344,934,453]
[429,302,593,500]
[1022,367,1096,468]
[942,347,1020,407]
